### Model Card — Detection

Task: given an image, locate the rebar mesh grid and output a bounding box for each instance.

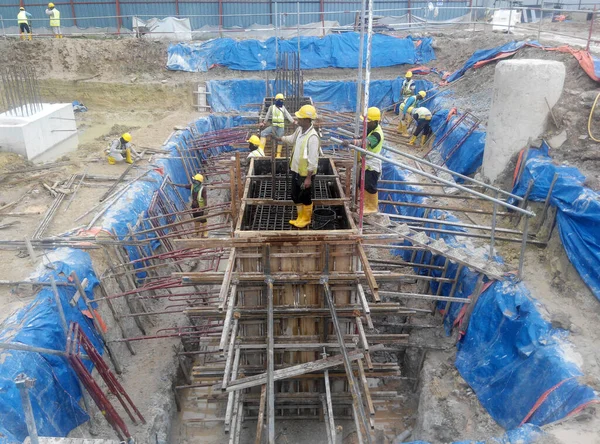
[249,177,338,200]
[0,65,42,117]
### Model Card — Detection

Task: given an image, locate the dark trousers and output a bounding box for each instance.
[291,171,312,205]
[364,169,380,194]
[19,23,31,33]
[414,120,432,137]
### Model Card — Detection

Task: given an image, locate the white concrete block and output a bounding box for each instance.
[0,103,79,163]
[482,59,565,183]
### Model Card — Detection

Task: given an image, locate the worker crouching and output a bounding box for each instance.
[246,135,265,158]
[409,107,433,147]
[343,107,384,215]
[106,132,138,164]
[277,104,320,229]
[397,90,426,137]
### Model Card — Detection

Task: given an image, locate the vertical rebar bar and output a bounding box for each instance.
[1,65,42,117]
[537,0,545,42]
[15,374,39,444]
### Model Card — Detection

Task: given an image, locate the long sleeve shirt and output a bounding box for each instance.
[263,104,294,124]
[282,125,320,175]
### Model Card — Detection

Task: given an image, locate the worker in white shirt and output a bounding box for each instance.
[45,3,62,38]
[276,104,320,229]
[260,93,296,158]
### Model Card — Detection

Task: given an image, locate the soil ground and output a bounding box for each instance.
[1,24,600,443]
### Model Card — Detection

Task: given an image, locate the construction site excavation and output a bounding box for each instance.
[3,1,600,443]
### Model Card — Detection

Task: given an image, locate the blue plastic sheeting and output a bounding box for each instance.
[456,279,598,430]
[511,145,600,300]
[427,108,486,177]
[207,78,436,113]
[446,41,529,83]
[167,34,435,72]
[405,424,545,443]
[0,249,103,442]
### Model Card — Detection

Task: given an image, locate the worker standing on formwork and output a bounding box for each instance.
[45,3,62,39]
[246,135,265,158]
[343,107,384,215]
[277,104,320,229]
[260,93,296,158]
[17,7,33,41]
[400,71,415,99]
[397,90,426,137]
[409,107,433,147]
[172,174,209,237]
[106,133,139,164]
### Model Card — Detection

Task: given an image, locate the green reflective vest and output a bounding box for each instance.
[365,125,383,173]
[49,9,60,27]
[17,11,28,24]
[272,106,285,127]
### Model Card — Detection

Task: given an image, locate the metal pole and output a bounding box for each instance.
[518,214,529,280]
[265,246,275,444]
[358,0,374,231]
[489,191,498,258]
[537,0,544,41]
[353,0,368,206]
[15,374,39,444]
[274,2,278,68]
[587,5,596,52]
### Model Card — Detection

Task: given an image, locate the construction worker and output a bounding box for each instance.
[106,133,138,164]
[277,104,320,229]
[398,90,426,137]
[247,135,265,158]
[400,71,415,99]
[17,7,33,41]
[45,3,62,39]
[409,107,433,146]
[343,107,383,215]
[189,174,208,237]
[260,93,296,158]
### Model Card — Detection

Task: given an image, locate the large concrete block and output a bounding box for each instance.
[0,103,78,163]
[482,59,565,183]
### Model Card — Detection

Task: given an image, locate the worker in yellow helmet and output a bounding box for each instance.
[45,3,62,39]
[17,7,33,41]
[276,104,320,228]
[246,135,265,158]
[343,107,384,215]
[400,71,415,99]
[409,107,433,147]
[106,133,138,164]
[172,173,209,237]
[259,93,296,158]
[397,90,426,137]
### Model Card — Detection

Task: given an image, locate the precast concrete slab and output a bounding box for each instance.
[482,59,565,183]
[0,103,79,163]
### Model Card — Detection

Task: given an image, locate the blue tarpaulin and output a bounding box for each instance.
[167,33,435,72]
[456,279,598,429]
[511,144,600,300]
[0,249,103,443]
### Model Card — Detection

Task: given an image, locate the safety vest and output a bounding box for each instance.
[291,127,319,176]
[400,95,420,113]
[248,147,265,158]
[413,107,432,121]
[49,9,60,27]
[192,184,205,208]
[365,125,383,173]
[272,106,285,127]
[17,11,28,24]
[401,79,414,97]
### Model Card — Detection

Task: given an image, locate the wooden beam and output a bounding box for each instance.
[255,385,267,444]
[357,243,380,303]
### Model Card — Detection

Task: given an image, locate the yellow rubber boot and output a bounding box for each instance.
[289,205,303,227]
[20,33,25,41]
[401,121,409,137]
[363,192,379,215]
[420,135,427,146]
[276,145,283,158]
[408,136,417,146]
[201,221,208,238]
[107,156,116,165]
[125,148,133,164]
[194,220,202,236]
[295,203,313,229]
[28,33,32,41]
[397,121,404,134]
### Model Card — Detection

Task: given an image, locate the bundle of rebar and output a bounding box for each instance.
[0,65,42,117]
[274,52,303,114]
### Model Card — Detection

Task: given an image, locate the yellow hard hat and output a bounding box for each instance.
[405,71,413,79]
[121,132,132,142]
[418,91,426,98]
[48,3,55,7]
[20,7,25,10]
[193,173,204,182]
[360,107,381,122]
[275,93,284,100]
[295,104,318,120]
[247,135,261,146]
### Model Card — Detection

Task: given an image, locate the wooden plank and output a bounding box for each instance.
[226,349,365,393]
[254,385,267,444]
[357,243,380,302]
